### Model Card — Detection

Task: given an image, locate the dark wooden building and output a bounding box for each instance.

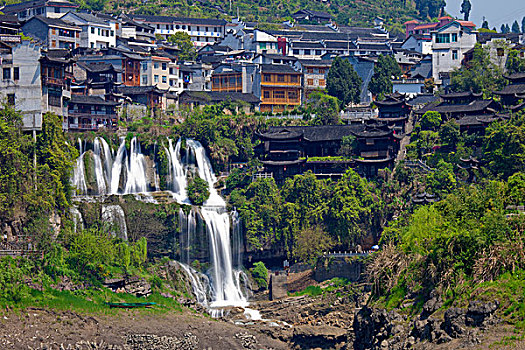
[494,72,525,113]
[416,91,500,119]
[374,92,411,133]
[256,123,400,181]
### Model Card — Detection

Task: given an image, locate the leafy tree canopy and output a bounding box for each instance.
[168,32,197,61]
[326,56,362,107]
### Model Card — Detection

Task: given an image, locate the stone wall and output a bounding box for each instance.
[313,257,364,283]
[269,272,288,300]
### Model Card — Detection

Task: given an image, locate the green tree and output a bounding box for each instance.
[483,117,525,179]
[326,56,362,107]
[415,0,446,18]
[512,20,521,34]
[507,172,525,205]
[369,54,402,98]
[420,111,442,131]
[293,225,334,264]
[168,32,197,61]
[187,176,210,205]
[425,160,456,196]
[450,44,505,94]
[339,135,357,156]
[250,261,269,289]
[308,92,340,125]
[439,120,460,149]
[506,49,525,74]
[460,0,471,21]
[522,16,525,33]
[327,169,381,244]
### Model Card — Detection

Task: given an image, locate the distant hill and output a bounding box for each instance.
[105,0,446,33]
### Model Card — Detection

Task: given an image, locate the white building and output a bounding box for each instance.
[0,41,43,130]
[431,20,477,84]
[61,12,116,49]
[402,34,432,55]
[130,15,226,47]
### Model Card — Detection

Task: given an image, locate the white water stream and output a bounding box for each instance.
[72,137,251,317]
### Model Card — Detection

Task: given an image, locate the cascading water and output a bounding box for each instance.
[72,138,88,195]
[101,205,128,241]
[165,139,189,203]
[71,207,84,233]
[93,138,108,195]
[72,136,251,317]
[124,137,148,194]
[182,140,249,316]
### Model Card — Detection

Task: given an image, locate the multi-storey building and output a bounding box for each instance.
[260,64,302,113]
[0,40,43,130]
[67,95,118,131]
[431,19,477,84]
[21,15,81,49]
[296,59,331,101]
[40,48,74,124]
[1,0,78,20]
[130,15,226,47]
[61,12,116,49]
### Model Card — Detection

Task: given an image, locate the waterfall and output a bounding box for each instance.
[72,138,88,195]
[93,138,108,195]
[183,139,248,316]
[124,137,148,194]
[179,208,196,265]
[101,205,128,241]
[110,138,126,195]
[177,262,211,306]
[186,139,224,207]
[71,207,84,233]
[166,139,188,203]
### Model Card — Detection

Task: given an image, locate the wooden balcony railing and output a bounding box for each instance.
[261,98,301,105]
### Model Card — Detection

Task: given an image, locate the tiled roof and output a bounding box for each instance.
[70,95,118,105]
[130,14,226,26]
[261,64,300,73]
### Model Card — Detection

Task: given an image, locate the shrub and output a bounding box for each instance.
[251,261,269,289]
[187,176,210,206]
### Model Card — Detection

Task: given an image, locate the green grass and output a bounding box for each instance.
[0,287,184,316]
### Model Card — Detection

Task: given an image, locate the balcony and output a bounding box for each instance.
[43,76,65,87]
[261,98,301,105]
[68,112,117,119]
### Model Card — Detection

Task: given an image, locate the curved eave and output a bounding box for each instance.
[261,159,306,166]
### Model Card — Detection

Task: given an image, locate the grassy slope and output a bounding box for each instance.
[107,0,420,29]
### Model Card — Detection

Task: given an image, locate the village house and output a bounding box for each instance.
[60,12,116,49]
[67,95,118,131]
[260,64,302,113]
[1,0,78,20]
[21,15,81,49]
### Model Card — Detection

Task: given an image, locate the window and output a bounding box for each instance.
[274,91,285,99]
[259,43,266,50]
[98,28,101,35]
[13,67,19,81]
[91,42,94,48]
[497,48,505,57]
[290,75,298,83]
[263,91,270,99]
[176,25,180,29]
[51,39,56,48]
[288,91,297,100]
[319,79,326,86]
[319,69,325,74]
[304,49,311,55]
[162,62,167,70]
[7,93,15,105]
[205,27,209,32]
[110,30,114,36]
[307,68,314,73]
[307,78,314,85]
[293,49,299,55]
[315,50,322,55]
[154,75,159,83]
[188,26,191,31]
[154,62,159,69]
[197,26,200,31]
[182,25,186,30]
[3,67,10,80]
[277,74,285,82]
[116,23,119,30]
[264,74,271,82]
[162,76,167,83]
[452,50,458,60]
[54,7,60,13]
[52,28,56,35]
[142,74,147,83]
[435,33,450,43]
[451,33,458,42]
